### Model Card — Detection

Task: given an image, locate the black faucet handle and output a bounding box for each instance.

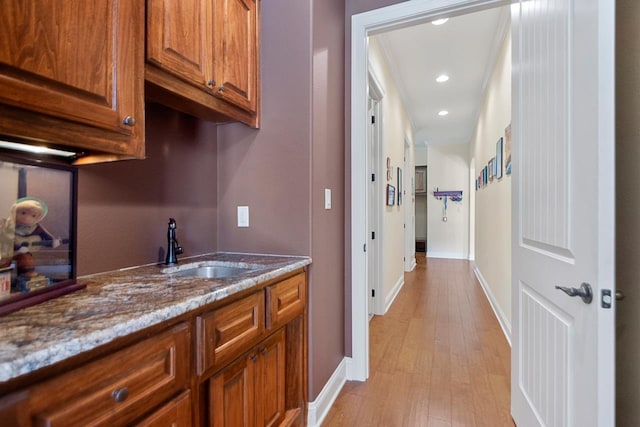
[168,218,176,229]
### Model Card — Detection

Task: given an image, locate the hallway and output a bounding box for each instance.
[323,256,513,426]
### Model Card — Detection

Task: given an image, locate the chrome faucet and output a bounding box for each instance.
[165,218,183,265]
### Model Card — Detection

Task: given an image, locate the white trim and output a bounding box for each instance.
[410,258,417,271]
[384,275,405,314]
[306,357,350,427]
[426,251,469,260]
[472,263,511,346]
[350,0,510,384]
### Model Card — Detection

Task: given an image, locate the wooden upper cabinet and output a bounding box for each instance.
[145,0,260,128]
[146,0,212,91]
[212,0,258,114]
[0,0,145,162]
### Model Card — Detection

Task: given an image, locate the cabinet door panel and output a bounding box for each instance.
[0,0,141,136]
[147,0,211,90]
[212,0,258,113]
[256,330,285,427]
[210,355,256,427]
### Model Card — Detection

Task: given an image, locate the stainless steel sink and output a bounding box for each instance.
[162,261,265,279]
[173,265,255,279]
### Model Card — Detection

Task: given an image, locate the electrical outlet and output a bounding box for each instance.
[237,206,249,227]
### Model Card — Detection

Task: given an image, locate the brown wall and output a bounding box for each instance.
[216,0,348,400]
[311,0,346,399]
[77,103,218,275]
[616,0,640,423]
[216,0,312,256]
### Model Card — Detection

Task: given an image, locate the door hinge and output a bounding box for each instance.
[371,115,376,124]
[371,289,375,297]
[363,243,367,252]
[371,231,375,239]
[372,173,375,182]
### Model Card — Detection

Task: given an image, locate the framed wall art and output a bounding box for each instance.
[496,137,504,179]
[386,184,396,206]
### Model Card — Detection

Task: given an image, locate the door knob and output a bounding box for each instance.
[616,290,625,301]
[555,283,593,304]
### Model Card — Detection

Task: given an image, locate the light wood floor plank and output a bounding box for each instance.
[322,255,513,426]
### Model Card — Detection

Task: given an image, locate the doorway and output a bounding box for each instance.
[350,0,512,383]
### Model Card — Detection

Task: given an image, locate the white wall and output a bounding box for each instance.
[470,28,512,331]
[616,0,640,423]
[368,36,415,304]
[426,144,469,259]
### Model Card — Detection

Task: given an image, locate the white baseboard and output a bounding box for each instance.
[427,251,468,259]
[473,264,512,346]
[307,357,351,427]
[384,275,405,314]
[410,257,417,271]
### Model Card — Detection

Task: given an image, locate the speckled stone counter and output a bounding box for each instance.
[0,252,311,383]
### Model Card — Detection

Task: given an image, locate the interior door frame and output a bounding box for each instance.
[367,70,384,317]
[350,0,511,382]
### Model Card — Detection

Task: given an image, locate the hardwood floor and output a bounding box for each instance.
[322,255,514,427]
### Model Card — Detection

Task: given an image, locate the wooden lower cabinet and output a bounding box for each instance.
[0,270,307,427]
[209,329,285,427]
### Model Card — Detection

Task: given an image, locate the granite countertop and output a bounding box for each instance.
[0,252,311,383]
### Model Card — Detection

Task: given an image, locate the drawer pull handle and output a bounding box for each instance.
[112,387,129,403]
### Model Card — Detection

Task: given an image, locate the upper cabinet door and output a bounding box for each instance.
[212,0,259,114]
[0,0,145,160]
[147,0,212,91]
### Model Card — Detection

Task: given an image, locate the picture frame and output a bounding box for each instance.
[505,123,512,175]
[386,184,396,206]
[488,158,495,181]
[496,137,504,179]
[0,152,83,316]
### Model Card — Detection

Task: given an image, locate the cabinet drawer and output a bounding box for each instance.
[27,323,190,427]
[266,273,306,330]
[197,292,265,375]
[135,391,192,427]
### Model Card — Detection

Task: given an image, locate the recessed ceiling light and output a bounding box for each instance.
[431,18,449,26]
[438,110,449,116]
[436,74,449,83]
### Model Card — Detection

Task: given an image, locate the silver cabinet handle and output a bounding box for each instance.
[555,283,593,304]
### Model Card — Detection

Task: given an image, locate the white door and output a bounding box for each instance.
[511,0,615,425]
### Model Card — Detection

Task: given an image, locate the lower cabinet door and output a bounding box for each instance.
[210,354,257,427]
[256,330,286,427]
[136,391,192,427]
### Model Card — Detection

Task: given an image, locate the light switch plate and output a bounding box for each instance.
[237,206,249,227]
[325,189,332,209]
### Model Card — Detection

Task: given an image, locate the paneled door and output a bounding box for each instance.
[511,0,615,426]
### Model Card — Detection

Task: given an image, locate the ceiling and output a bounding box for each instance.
[373,6,509,148]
